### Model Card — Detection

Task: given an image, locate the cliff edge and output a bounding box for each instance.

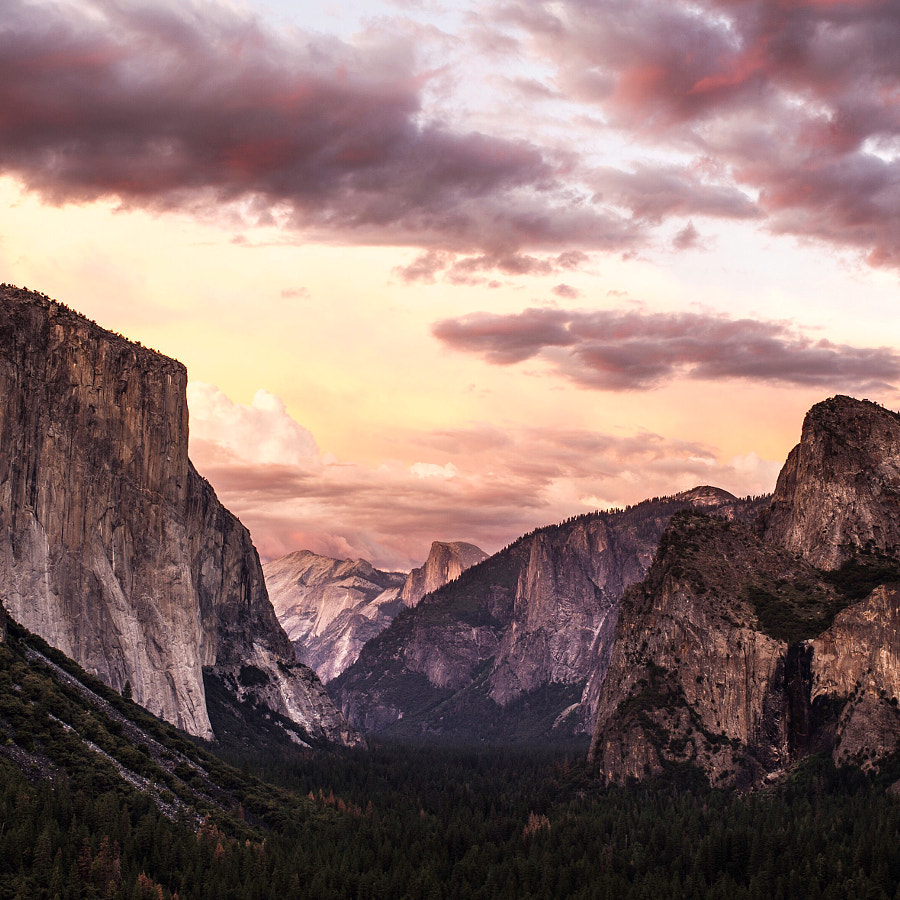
[0,285,358,747]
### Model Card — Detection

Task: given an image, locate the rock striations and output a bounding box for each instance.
[265,550,406,683]
[399,541,488,608]
[590,396,900,786]
[759,396,900,569]
[332,488,765,742]
[265,542,486,684]
[588,512,842,786]
[0,285,358,747]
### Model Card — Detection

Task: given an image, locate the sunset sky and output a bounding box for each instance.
[2,0,899,570]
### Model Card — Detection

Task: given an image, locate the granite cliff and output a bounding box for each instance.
[265,542,485,684]
[590,397,900,786]
[399,541,488,608]
[588,512,843,786]
[265,550,406,683]
[0,285,358,747]
[760,396,900,569]
[332,488,765,742]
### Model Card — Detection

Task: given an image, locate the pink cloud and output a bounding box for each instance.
[0,0,636,262]
[498,0,900,267]
[187,382,780,569]
[432,306,900,391]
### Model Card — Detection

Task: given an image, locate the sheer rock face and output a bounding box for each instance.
[265,550,405,683]
[760,396,900,570]
[591,397,900,786]
[399,541,488,608]
[807,585,900,769]
[333,489,763,741]
[588,513,839,787]
[0,286,357,746]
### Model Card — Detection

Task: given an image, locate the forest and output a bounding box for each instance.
[1,615,900,899]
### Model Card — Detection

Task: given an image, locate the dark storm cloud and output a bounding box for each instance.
[498,0,900,267]
[432,307,900,391]
[0,0,636,258]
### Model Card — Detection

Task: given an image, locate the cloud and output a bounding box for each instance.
[432,306,900,391]
[187,382,781,570]
[497,0,900,268]
[591,165,759,223]
[410,462,458,479]
[672,220,701,250]
[9,0,893,270]
[395,248,589,283]
[186,383,319,466]
[0,0,637,262]
[280,287,309,299]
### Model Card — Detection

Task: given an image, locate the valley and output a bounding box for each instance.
[1,285,900,896]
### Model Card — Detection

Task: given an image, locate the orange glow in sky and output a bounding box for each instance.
[1,0,898,568]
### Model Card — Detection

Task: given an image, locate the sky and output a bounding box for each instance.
[1,0,900,570]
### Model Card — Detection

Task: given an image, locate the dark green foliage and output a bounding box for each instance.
[383,679,589,747]
[4,728,900,900]
[824,546,900,601]
[3,608,900,899]
[203,668,333,754]
[744,580,845,645]
[747,544,900,645]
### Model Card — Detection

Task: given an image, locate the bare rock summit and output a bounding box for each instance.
[760,395,900,569]
[399,541,488,608]
[265,550,405,683]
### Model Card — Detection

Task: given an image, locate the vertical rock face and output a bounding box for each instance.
[332,489,764,742]
[399,541,488,608]
[265,550,406,683]
[806,585,900,769]
[588,513,843,786]
[760,396,900,569]
[0,286,358,746]
[591,398,900,786]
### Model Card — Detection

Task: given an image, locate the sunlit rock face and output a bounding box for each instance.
[0,285,358,746]
[588,513,833,787]
[332,489,765,742]
[807,585,900,770]
[265,550,406,683]
[399,542,488,608]
[266,543,488,685]
[760,396,900,570]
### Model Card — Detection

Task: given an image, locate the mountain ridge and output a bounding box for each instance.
[265,540,487,683]
[332,487,768,742]
[590,396,900,785]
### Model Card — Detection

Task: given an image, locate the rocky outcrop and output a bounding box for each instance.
[265,550,405,683]
[759,396,900,569]
[588,512,845,786]
[399,541,487,608]
[332,489,764,742]
[0,285,358,746]
[591,397,900,785]
[807,585,900,769]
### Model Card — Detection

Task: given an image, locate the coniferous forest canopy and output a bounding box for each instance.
[2,615,900,900]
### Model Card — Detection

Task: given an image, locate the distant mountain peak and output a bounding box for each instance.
[673,485,738,506]
[399,540,488,608]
